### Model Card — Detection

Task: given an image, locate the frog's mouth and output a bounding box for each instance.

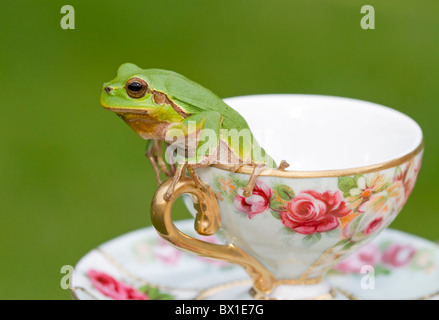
[102,106,150,115]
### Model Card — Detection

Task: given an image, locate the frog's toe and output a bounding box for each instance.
[163,187,174,201]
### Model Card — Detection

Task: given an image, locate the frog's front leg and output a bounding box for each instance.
[169,111,222,159]
[163,111,222,201]
[154,141,172,177]
[145,140,163,184]
[146,140,172,185]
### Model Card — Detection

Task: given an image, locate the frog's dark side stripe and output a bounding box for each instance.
[152,90,190,119]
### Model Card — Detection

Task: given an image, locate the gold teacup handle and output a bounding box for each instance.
[150,176,276,295]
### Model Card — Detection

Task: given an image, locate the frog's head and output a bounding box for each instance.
[100,63,156,114]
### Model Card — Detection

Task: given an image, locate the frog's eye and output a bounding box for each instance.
[125,77,148,99]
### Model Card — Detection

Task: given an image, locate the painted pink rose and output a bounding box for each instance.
[280,190,351,235]
[234,180,272,219]
[394,158,422,204]
[334,243,381,274]
[364,217,384,235]
[382,244,416,267]
[88,270,148,300]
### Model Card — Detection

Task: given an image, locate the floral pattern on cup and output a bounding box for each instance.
[234,180,273,219]
[279,190,351,235]
[340,173,389,213]
[213,157,421,249]
[394,158,422,205]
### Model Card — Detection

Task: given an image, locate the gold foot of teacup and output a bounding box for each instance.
[250,281,333,300]
[193,278,358,300]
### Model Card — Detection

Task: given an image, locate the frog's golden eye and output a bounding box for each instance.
[125,77,148,99]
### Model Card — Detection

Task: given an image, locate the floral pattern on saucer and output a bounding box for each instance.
[331,240,436,277]
[71,220,439,300]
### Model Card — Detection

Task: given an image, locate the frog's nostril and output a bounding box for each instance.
[104,86,113,93]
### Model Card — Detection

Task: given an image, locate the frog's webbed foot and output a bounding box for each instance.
[277,160,290,171]
[146,140,172,185]
[243,162,266,198]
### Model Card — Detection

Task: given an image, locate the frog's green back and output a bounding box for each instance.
[144,69,249,131]
[138,68,276,167]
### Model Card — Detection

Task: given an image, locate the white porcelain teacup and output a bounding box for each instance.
[151,94,423,299]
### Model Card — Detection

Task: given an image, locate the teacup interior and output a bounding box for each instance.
[224,94,422,171]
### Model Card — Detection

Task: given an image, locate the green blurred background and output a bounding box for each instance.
[1,0,438,299]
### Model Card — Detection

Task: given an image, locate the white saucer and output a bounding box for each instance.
[71,220,439,300]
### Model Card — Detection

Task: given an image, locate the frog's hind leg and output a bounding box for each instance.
[187,165,210,192]
[163,161,188,201]
[242,160,290,197]
[243,163,266,197]
[228,162,245,173]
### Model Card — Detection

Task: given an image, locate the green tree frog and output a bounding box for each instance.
[100,63,286,200]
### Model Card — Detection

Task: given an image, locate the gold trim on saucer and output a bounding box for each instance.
[194,279,253,300]
[417,290,439,300]
[332,287,359,300]
[213,140,424,178]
